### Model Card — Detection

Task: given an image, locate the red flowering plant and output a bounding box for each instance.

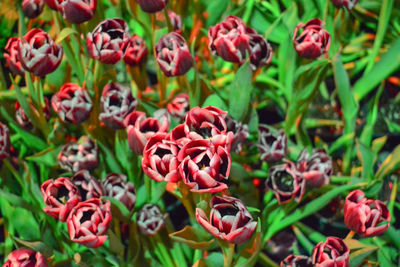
[0,0,399,266]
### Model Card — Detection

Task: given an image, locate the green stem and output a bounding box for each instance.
[163,6,174,32]
[258,253,279,267]
[224,243,235,267]
[3,159,24,190]
[153,235,176,267]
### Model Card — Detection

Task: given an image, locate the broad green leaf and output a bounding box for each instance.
[169,226,215,250]
[350,246,378,267]
[356,141,375,180]
[229,62,253,122]
[375,144,400,180]
[292,226,314,254]
[26,147,60,167]
[8,123,47,151]
[202,94,228,110]
[97,141,122,173]
[55,27,77,44]
[11,207,41,240]
[205,0,230,27]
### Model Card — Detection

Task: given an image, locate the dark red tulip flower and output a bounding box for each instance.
[142,133,181,183]
[196,195,257,244]
[22,0,44,19]
[137,204,167,235]
[167,93,189,120]
[51,83,93,124]
[123,34,148,66]
[266,162,306,204]
[3,248,47,267]
[311,237,349,267]
[225,116,249,153]
[86,18,130,65]
[15,98,51,130]
[280,255,313,267]
[58,136,99,173]
[208,16,250,64]
[124,110,170,155]
[168,10,182,32]
[17,28,63,77]
[297,148,332,188]
[137,0,168,13]
[3,37,25,76]
[72,170,104,201]
[185,106,228,138]
[44,0,59,10]
[67,198,112,248]
[258,126,287,163]
[154,32,193,77]
[177,139,230,193]
[344,190,390,237]
[58,0,96,24]
[99,83,137,129]
[41,177,82,222]
[331,0,359,10]
[247,29,273,70]
[293,18,331,59]
[103,173,136,210]
[0,123,10,160]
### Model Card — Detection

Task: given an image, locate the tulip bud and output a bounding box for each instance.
[123,34,148,66]
[258,126,287,163]
[137,204,167,235]
[3,248,47,267]
[137,0,168,13]
[67,198,112,248]
[247,30,273,70]
[15,98,51,130]
[266,162,306,204]
[22,0,44,19]
[225,116,249,153]
[72,170,104,201]
[196,195,257,244]
[155,32,193,77]
[0,123,10,161]
[344,190,390,237]
[167,93,189,121]
[281,255,313,267]
[3,37,25,76]
[41,177,82,221]
[58,0,96,24]
[99,83,137,129]
[297,148,332,188]
[311,237,349,267]
[44,0,59,10]
[86,18,130,65]
[58,136,99,173]
[17,28,63,77]
[330,0,359,10]
[51,83,93,124]
[103,173,136,210]
[293,18,331,59]
[185,106,228,138]
[168,10,182,32]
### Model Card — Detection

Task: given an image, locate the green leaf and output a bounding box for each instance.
[229,62,253,122]
[349,246,378,267]
[97,141,122,173]
[25,147,60,167]
[292,225,314,254]
[101,196,131,222]
[205,0,230,27]
[375,144,400,180]
[11,207,41,240]
[8,123,47,151]
[202,94,228,110]
[169,226,215,250]
[356,141,375,181]
[55,27,77,43]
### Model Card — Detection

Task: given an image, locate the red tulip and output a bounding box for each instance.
[22,0,44,19]
[3,37,25,76]
[103,173,136,210]
[311,237,349,267]
[123,34,148,66]
[297,148,332,188]
[281,255,313,267]
[167,93,189,120]
[225,116,249,153]
[18,29,63,77]
[330,0,359,10]
[51,83,93,124]
[44,0,59,10]
[0,123,10,160]
[137,204,167,235]
[168,10,182,32]
[99,83,137,129]
[137,0,168,13]
[58,0,96,24]
[196,195,257,244]
[258,126,287,163]
[293,18,331,59]
[247,29,273,70]
[344,190,390,237]
[72,170,104,201]
[15,98,51,130]
[185,106,228,139]
[67,198,112,248]
[155,32,193,77]
[41,177,82,221]
[3,248,47,267]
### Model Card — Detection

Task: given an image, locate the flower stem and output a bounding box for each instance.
[344,230,355,240]
[224,243,235,267]
[258,252,279,267]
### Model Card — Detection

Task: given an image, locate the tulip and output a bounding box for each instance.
[137,204,167,235]
[99,83,137,129]
[15,98,51,130]
[124,110,170,155]
[168,10,182,32]
[177,139,230,193]
[123,34,148,66]
[103,173,136,210]
[67,198,112,248]
[72,170,104,200]
[225,116,249,153]
[208,15,250,64]
[86,18,130,65]
[167,93,189,120]
[58,0,96,24]
[0,123,10,160]
[311,237,349,267]
[41,177,82,222]
[330,0,359,10]
[280,255,313,267]
[258,126,287,163]
[3,37,25,76]
[266,162,306,204]
[17,28,63,77]
[154,32,193,77]
[247,29,273,70]
[51,83,93,124]
[3,248,47,267]
[44,0,59,10]
[185,106,228,139]
[196,195,257,244]
[22,0,44,19]
[142,133,181,183]
[58,136,99,173]
[344,190,390,237]
[297,148,332,188]
[137,0,168,13]
[293,18,331,59]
